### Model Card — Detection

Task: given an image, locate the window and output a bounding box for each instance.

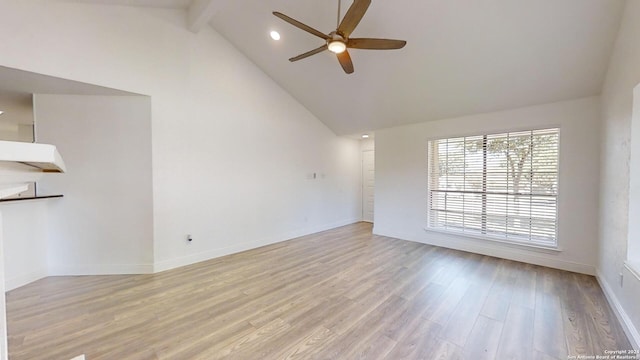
[427,128,559,247]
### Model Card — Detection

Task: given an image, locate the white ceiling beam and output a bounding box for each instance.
[187,0,225,33]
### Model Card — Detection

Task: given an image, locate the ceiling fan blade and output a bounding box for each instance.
[336,50,354,74]
[289,45,328,62]
[337,0,371,38]
[347,38,407,50]
[273,12,330,40]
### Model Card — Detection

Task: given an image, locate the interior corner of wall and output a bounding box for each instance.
[596,269,640,351]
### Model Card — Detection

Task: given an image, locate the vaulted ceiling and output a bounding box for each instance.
[68,0,626,136]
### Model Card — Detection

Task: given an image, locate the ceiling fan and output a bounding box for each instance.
[273,0,406,74]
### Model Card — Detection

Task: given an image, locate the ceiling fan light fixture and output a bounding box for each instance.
[328,40,346,54]
[273,0,406,74]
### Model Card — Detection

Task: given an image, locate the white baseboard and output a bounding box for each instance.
[5,267,47,292]
[373,227,595,275]
[48,263,154,276]
[7,219,360,290]
[596,271,640,351]
[154,218,360,273]
[153,239,275,273]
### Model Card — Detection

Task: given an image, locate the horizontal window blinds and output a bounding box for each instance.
[428,128,559,246]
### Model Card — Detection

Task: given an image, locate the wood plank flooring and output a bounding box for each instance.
[6,222,632,359]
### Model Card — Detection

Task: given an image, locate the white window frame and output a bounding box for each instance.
[426,127,560,249]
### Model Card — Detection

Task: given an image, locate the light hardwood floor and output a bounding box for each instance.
[6,222,632,359]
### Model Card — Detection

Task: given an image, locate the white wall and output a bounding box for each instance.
[152,24,361,269]
[0,94,33,142]
[0,94,41,291]
[0,201,48,291]
[360,138,375,222]
[360,138,375,152]
[0,94,35,198]
[0,212,6,360]
[629,86,640,267]
[598,0,640,349]
[375,96,601,275]
[34,95,154,275]
[0,1,361,273]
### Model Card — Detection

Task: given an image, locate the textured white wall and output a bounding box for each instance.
[153,30,361,270]
[0,212,5,360]
[0,94,42,292]
[629,86,640,266]
[0,201,48,291]
[360,138,375,152]
[375,97,601,274]
[35,95,154,275]
[0,94,35,198]
[0,1,360,273]
[0,94,33,142]
[598,0,640,348]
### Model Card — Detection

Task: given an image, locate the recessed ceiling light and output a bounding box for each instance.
[270,31,281,41]
[362,134,369,139]
[0,111,4,116]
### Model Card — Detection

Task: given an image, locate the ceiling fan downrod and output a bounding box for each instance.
[337,0,341,29]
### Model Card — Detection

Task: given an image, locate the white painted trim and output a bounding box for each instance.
[6,220,360,290]
[625,261,640,281]
[375,227,595,275]
[155,218,360,273]
[596,271,640,351]
[187,0,226,33]
[48,263,154,276]
[424,227,562,253]
[154,238,274,273]
[4,267,47,292]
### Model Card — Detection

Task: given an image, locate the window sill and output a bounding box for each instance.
[423,227,562,254]
[625,261,640,281]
